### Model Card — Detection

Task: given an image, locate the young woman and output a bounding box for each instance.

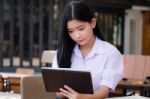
[52,1,124,99]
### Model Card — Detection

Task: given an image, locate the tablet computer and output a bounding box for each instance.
[41,67,93,94]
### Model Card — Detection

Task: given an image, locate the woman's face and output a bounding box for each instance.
[67,18,96,47]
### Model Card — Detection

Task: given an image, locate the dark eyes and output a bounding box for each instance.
[79,27,84,30]
[68,30,73,34]
[68,27,85,33]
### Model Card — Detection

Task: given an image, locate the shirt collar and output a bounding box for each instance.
[92,37,105,54]
[73,37,105,59]
[74,44,82,58]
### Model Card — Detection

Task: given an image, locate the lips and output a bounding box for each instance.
[77,39,84,42]
[76,39,85,44]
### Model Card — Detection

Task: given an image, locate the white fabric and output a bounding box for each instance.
[107,96,150,99]
[0,92,21,99]
[52,37,124,92]
[0,72,27,78]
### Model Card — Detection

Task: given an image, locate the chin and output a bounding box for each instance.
[78,42,86,46]
[76,40,87,46]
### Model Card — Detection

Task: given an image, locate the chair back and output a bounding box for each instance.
[41,50,56,66]
[143,56,150,79]
[123,54,149,80]
[16,68,34,75]
[21,75,56,99]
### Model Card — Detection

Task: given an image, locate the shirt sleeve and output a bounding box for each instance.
[100,49,124,91]
[52,52,59,68]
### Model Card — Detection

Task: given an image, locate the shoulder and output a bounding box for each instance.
[96,38,120,55]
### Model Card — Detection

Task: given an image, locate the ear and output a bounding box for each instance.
[90,18,96,29]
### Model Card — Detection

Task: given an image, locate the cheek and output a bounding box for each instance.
[69,33,75,40]
[85,29,93,37]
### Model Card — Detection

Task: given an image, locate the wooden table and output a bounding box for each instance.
[142,84,150,97]
[116,80,150,97]
[0,72,27,93]
[118,80,144,95]
[0,75,3,91]
[0,72,27,78]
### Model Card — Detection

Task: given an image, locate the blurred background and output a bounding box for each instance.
[0,0,150,72]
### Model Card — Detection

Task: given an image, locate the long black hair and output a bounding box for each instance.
[57,0,104,68]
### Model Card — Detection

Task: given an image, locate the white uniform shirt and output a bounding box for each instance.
[52,37,124,92]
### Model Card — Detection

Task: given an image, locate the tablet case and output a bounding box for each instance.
[41,67,93,94]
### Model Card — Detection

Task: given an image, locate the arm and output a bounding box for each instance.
[100,49,124,91]
[59,85,109,99]
[58,49,123,99]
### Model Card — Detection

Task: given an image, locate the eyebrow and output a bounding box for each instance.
[68,25,85,30]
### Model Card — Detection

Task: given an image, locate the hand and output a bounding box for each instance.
[59,85,81,99]
[56,92,66,99]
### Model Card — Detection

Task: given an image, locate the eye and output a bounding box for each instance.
[68,30,73,34]
[79,27,84,31]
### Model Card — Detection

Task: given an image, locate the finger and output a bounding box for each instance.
[59,88,72,98]
[56,92,59,95]
[56,92,65,98]
[59,92,71,99]
[64,85,76,93]
[60,88,72,96]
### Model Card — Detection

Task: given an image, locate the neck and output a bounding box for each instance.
[80,36,96,59]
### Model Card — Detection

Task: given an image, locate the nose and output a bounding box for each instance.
[74,32,82,38]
